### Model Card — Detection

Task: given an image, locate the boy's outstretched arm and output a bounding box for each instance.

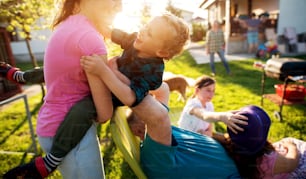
[81,54,136,107]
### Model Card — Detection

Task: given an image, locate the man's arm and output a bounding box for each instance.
[132,94,172,146]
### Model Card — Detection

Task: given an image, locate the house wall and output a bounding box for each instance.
[278,0,306,35]
[252,0,279,16]
[234,0,278,17]
[11,30,51,56]
[232,0,248,16]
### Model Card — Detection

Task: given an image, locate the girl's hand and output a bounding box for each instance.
[80,54,107,75]
[221,112,248,134]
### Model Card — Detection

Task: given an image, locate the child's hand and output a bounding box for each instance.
[80,54,107,75]
[108,56,119,71]
[221,112,248,134]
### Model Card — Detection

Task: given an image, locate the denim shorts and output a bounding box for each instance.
[38,124,105,179]
[247,31,259,44]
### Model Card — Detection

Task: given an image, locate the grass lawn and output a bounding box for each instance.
[0,48,305,178]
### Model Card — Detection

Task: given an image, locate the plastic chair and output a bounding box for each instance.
[110,107,147,179]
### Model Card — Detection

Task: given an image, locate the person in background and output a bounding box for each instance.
[244,13,261,54]
[206,20,231,76]
[178,75,248,136]
[220,105,305,178]
[0,62,44,84]
[258,12,270,38]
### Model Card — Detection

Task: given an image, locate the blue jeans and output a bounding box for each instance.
[38,124,105,179]
[209,50,230,74]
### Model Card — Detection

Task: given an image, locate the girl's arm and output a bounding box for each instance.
[190,108,248,134]
[85,55,113,123]
[81,54,136,106]
[273,140,300,174]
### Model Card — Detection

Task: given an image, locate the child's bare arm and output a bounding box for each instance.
[108,56,130,85]
[190,108,248,134]
[81,54,136,106]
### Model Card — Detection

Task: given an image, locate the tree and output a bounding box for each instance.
[0,0,55,99]
[0,0,54,67]
[140,3,151,26]
[165,0,182,17]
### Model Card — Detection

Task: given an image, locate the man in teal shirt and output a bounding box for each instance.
[129,90,241,179]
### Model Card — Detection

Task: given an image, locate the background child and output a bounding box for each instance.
[0,62,44,84]
[206,20,231,76]
[178,75,247,136]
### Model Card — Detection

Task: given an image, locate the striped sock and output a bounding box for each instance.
[43,154,63,172]
[13,71,26,83]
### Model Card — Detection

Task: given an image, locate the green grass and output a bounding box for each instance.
[0,49,305,178]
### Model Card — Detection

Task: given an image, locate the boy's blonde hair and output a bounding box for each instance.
[160,13,190,60]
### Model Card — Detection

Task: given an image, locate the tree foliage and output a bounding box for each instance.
[0,0,55,39]
[165,0,182,17]
[140,3,151,26]
[0,0,54,68]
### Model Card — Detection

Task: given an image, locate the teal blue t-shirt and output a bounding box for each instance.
[140,126,241,179]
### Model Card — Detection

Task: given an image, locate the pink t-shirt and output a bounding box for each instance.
[37,14,107,137]
[258,137,306,178]
[258,152,289,179]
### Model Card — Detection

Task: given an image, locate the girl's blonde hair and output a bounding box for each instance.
[191,75,216,98]
[161,13,190,60]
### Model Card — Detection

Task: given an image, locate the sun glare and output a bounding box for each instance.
[112,12,141,33]
[113,0,170,33]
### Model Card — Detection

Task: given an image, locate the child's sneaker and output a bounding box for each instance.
[0,62,18,81]
[3,157,50,179]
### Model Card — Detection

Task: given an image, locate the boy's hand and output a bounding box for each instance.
[108,56,119,71]
[107,56,131,85]
[80,54,107,75]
